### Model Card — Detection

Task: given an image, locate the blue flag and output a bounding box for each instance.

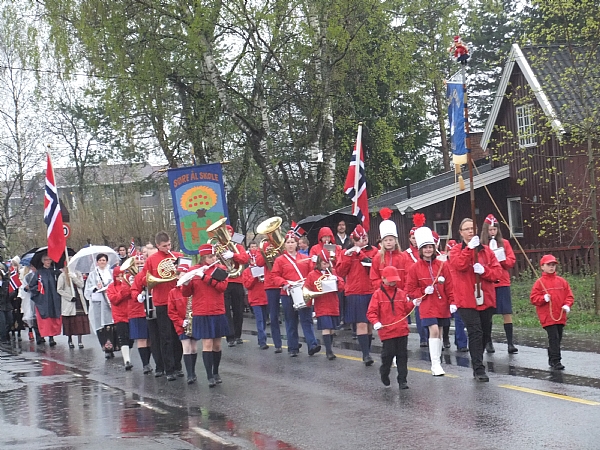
[447,82,468,165]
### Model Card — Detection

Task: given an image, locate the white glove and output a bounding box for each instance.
[311,254,318,263]
[137,293,145,303]
[424,285,434,295]
[182,319,189,328]
[373,322,382,330]
[473,263,485,274]
[222,250,234,260]
[412,298,421,306]
[282,284,291,292]
[344,248,357,256]
[468,235,480,249]
[562,305,570,314]
[544,294,551,302]
[69,272,78,280]
[450,304,457,314]
[437,276,445,284]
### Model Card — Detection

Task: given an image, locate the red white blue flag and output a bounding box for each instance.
[129,238,137,256]
[8,269,21,293]
[44,153,66,263]
[37,274,45,295]
[291,221,306,238]
[343,124,370,231]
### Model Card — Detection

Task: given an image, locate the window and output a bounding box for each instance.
[168,209,176,226]
[142,207,155,223]
[507,197,524,237]
[141,190,155,198]
[515,104,536,148]
[433,220,451,239]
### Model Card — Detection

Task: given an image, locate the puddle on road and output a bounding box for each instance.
[0,352,298,450]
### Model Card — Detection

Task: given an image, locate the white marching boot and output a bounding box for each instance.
[429,338,445,376]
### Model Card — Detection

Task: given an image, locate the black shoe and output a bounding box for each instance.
[68,342,75,349]
[49,338,57,347]
[399,382,409,390]
[457,347,469,352]
[260,344,269,350]
[143,365,153,374]
[308,345,321,356]
[214,374,222,384]
[508,344,519,354]
[290,350,299,357]
[443,339,451,349]
[485,342,495,354]
[155,371,165,378]
[326,352,336,360]
[551,363,565,370]
[235,338,244,345]
[125,362,133,371]
[175,370,185,377]
[208,378,216,387]
[274,347,283,354]
[36,339,45,345]
[352,333,357,340]
[419,341,428,348]
[105,352,112,360]
[78,343,84,349]
[187,375,197,384]
[228,341,236,347]
[380,369,391,387]
[474,372,489,382]
[166,374,177,381]
[363,355,374,366]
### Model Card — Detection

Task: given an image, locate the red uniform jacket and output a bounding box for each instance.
[370,249,410,290]
[405,245,419,264]
[336,245,379,296]
[181,263,228,316]
[137,250,181,306]
[270,251,312,295]
[530,272,574,327]
[449,243,502,310]
[366,284,414,341]
[255,244,280,290]
[167,286,188,335]
[241,267,268,306]
[107,279,130,323]
[405,259,454,319]
[495,239,516,287]
[228,243,250,284]
[129,270,147,319]
[304,269,344,317]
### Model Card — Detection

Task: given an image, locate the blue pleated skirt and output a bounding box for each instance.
[129,317,149,340]
[316,315,341,331]
[192,314,230,340]
[345,294,372,324]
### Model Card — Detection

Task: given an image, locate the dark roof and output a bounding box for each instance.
[335,160,493,214]
[521,45,600,125]
[54,162,165,188]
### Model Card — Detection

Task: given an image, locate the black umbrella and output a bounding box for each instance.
[29,246,76,269]
[20,247,41,267]
[298,213,360,245]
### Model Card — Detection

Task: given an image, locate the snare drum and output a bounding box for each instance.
[289,284,306,310]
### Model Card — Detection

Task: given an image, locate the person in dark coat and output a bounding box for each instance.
[0,262,12,343]
[28,256,62,346]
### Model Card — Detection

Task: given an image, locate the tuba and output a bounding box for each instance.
[207,217,243,278]
[256,216,285,270]
[120,257,139,286]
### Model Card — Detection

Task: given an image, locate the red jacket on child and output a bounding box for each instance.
[366,284,414,341]
[254,245,281,290]
[181,263,229,316]
[129,270,147,319]
[370,249,410,290]
[304,269,344,317]
[107,279,130,323]
[336,245,379,296]
[495,239,516,287]
[241,267,268,307]
[228,243,250,284]
[449,243,502,310]
[405,259,454,319]
[167,286,188,335]
[530,272,574,327]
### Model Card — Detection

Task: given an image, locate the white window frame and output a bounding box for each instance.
[141,190,155,198]
[142,207,155,223]
[168,209,176,226]
[433,220,451,239]
[515,104,536,148]
[507,197,524,237]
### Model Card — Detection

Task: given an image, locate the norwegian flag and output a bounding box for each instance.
[8,270,21,294]
[44,153,66,263]
[38,275,45,295]
[343,124,370,231]
[291,221,306,238]
[129,238,137,256]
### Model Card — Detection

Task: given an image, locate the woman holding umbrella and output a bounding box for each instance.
[84,253,115,358]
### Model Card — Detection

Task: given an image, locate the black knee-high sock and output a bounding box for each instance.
[212,350,222,375]
[202,351,214,380]
[138,347,151,366]
[443,325,450,341]
[504,323,514,346]
[323,335,333,353]
[183,354,193,377]
[368,334,373,350]
[357,334,370,358]
[191,353,197,376]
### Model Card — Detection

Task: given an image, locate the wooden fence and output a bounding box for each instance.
[511,244,595,276]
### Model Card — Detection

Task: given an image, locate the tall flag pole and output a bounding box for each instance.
[343,123,370,231]
[44,152,67,263]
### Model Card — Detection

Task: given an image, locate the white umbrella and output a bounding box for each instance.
[68,245,119,274]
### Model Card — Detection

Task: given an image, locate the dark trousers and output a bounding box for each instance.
[281,295,318,351]
[266,289,282,348]
[544,324,564,365]
[156,305,183,374]
[0,310,13,342]
[380,336,408,384]
[453,312,468,349]
[457,307,494,374]
[115,321,132,348]
[147,317,163,372]
[415,306,429,342]
[225,282,245,341]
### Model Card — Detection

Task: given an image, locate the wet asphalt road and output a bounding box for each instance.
[2,319,600,450]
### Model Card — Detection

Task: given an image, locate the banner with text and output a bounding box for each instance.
[168,163,228,254]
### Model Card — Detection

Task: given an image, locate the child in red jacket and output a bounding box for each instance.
[530,255,574,370]
[107,267,133,371]
[241,263,269,350]
[367,266,419,389]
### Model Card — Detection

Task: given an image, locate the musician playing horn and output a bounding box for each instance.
[255,242,284,353]
[168,261,198,384]
[136,231,183,381]
[128,255,155,375]
[181,244,230,387]
[223,224,250,347]
[242,251,269,350]
[271,230,320,357]
[304,251,344,360]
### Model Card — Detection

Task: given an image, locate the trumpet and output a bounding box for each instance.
[256,216,285,270]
